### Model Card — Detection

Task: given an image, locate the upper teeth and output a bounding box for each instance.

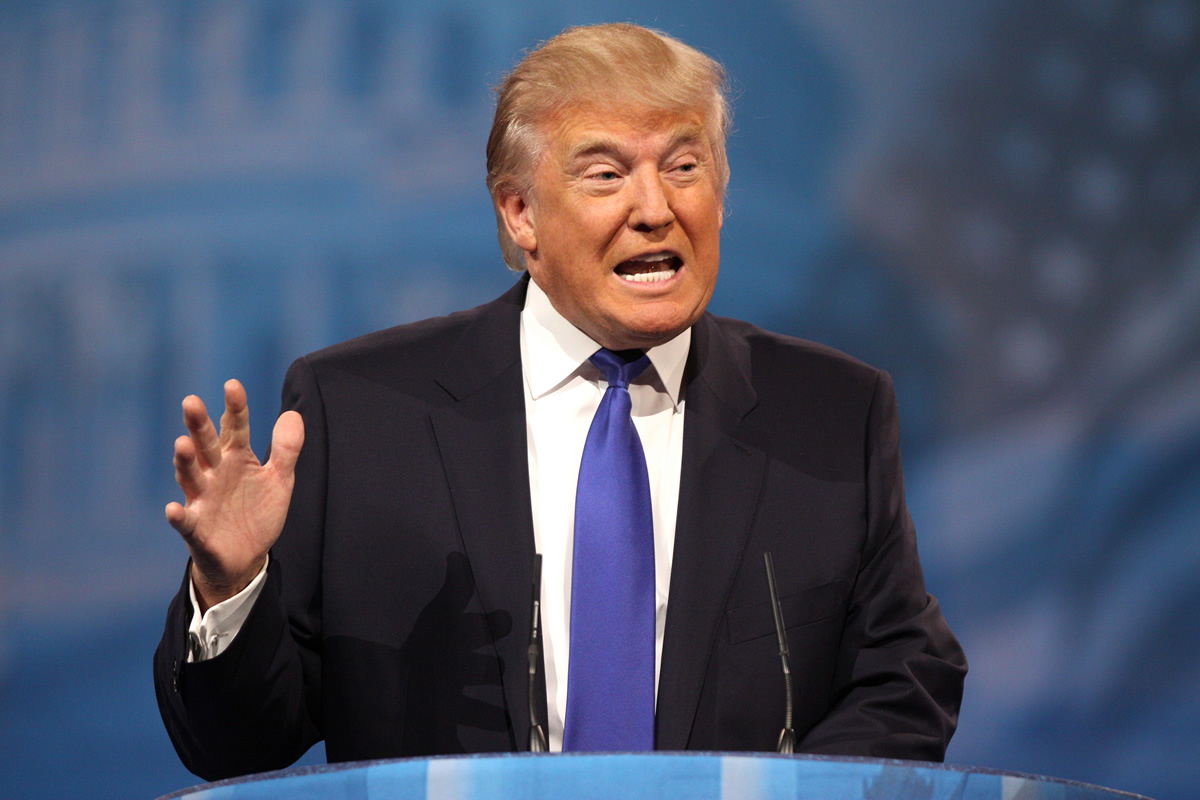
[633,253,673,262]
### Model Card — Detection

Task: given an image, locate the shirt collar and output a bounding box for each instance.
[521,277,691,409]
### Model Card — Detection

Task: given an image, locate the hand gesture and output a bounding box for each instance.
[165,379,304,613]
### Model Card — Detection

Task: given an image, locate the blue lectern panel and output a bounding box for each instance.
[160,753,1150,800]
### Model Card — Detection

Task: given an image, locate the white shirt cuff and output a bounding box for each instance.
[185,555,269,662]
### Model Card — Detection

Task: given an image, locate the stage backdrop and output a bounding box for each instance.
[0,1,1196,798]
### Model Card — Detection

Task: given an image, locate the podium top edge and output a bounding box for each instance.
[157,751,1151,800]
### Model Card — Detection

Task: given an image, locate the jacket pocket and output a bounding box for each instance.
[726,580,846,645]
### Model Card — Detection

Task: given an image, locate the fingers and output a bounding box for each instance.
[182,394,221,469]
[219,379,252,450]
[266,410,305,476]
[165,500,196,536]
[173,434,205,498]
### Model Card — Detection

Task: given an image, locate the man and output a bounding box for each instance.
[155,23,966,780]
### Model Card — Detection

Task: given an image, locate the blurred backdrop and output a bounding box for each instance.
[1,1,1197,798]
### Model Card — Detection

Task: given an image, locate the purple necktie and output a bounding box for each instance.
[563,348,656,751]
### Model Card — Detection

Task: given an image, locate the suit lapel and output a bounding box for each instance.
[656,314,766,750]
[426,287,764,750]
[428,278,540,746]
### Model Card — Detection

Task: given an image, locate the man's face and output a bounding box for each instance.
[500,104,723,351]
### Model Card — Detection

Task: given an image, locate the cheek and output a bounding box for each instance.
[680,197,722,243]
[686,225,721,269]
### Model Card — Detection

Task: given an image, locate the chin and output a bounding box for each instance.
[611,319,690,349]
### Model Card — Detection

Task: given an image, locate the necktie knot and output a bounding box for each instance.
[589,348,650,390]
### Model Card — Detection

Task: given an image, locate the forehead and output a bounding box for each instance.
[539,103,711,158]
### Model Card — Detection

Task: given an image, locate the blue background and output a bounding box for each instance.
[0,1,1196,798]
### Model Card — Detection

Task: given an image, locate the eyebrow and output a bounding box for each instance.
[565,124,708,166]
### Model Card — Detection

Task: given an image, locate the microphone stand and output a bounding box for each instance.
[763,552,796,753]
[528,553,549,752]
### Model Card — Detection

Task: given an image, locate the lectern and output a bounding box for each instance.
[157,753,1149,799]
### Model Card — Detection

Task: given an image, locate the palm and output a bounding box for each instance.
[166,380,304,610]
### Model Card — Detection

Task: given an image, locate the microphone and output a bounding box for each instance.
[763,552,796,754]
[528,553,549,752]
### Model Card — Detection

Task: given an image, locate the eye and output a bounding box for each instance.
[668,158,701,180]
[586,168,621,181]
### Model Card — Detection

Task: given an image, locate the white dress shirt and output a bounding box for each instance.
[186,555,267,662]
[187,277,690,753]
[521,278,688,751]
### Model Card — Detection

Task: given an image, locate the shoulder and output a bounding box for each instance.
[304,307,479,371]
[703,313,886,400]
[293,280,526,388]
[700,315,897,477]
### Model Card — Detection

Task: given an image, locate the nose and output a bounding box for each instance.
[628,170,675,232]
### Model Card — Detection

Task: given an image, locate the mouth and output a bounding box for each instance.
[614,251,683,284]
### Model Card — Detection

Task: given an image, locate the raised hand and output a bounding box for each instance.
[165,379,304,614]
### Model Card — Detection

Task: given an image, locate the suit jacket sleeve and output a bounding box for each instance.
[796,369,966,760]
[153,356,328,780]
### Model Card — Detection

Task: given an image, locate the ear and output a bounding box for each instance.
[496,188,538,254]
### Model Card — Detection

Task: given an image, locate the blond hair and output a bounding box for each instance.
[485,23,732,271]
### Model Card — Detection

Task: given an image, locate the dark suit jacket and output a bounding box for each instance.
[155,278,966,780]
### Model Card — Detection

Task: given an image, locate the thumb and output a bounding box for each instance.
[267,410,305,476]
